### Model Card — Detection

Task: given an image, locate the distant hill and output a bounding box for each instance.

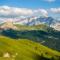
[0,36,60,60]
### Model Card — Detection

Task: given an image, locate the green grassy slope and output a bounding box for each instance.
[15,24,48,31]
[0,36,60,60]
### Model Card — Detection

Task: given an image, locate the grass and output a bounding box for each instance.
[15,24,48,31]
[0,36,60,60]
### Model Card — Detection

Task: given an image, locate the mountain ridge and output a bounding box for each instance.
[0,16,60,31]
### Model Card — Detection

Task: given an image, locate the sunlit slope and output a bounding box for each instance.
[0,36,60,60]
[15,24,48,31]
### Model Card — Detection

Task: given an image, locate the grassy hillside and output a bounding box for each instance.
[15,24,48,31]
[0,36,60,60]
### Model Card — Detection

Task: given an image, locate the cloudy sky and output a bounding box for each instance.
[0,0,60,20]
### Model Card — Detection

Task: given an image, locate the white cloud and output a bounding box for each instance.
[13,8,33,15]
[34,9,48,17]
[50,8,60,13]
[44,0,56,2]
[0,5,48,18]
[0,6,33,17]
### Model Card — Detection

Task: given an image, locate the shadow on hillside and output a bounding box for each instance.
[0,29,49,39]
[1,29,60,41]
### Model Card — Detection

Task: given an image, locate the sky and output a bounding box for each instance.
[0,0,60,20]
[0,0,60,9]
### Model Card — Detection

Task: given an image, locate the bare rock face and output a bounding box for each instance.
[51,23,60,31]
[0,19,18,30]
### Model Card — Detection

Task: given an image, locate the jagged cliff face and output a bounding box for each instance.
[0,19,18,30]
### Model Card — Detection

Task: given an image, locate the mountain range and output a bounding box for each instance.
[0,16,60,31]
[13,16,60,31]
